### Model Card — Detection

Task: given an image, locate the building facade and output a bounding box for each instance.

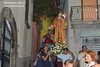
[0,0,33,67]
[0,0,100,67]
[63,0,100,59]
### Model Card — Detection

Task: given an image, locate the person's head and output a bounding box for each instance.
[46,33,51,38]
[85,50,97,63]
[38,47,43,53]
[63,48,69,54]
[97,51,100,64]
[64,59,74,67]
[82,45,87,52]
[43,45,49,52]
[97,51,100,58]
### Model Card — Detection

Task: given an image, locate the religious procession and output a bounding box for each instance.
[0,0,100,67]
[33,12,100,67]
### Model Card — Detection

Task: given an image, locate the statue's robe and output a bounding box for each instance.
[53,17,67,46]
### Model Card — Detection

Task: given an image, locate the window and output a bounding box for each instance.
[81,36,100,51]
[0,19,12,67]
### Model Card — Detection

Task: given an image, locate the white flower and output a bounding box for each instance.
[49,43,64,54]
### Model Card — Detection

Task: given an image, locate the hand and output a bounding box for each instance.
[47,52,52,58]
[47,52,50,56]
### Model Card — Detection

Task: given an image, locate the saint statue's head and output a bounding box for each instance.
[61,14,66,19]
[58,12,62,18]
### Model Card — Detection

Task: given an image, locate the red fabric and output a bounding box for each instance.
[44,33,54,44]
[56,61,63,67]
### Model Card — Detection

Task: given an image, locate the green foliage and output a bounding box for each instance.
[33,0,59,22]
[33,0,59,46]
[40,16,51,43]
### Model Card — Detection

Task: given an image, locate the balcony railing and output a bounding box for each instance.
[70,5,100,21]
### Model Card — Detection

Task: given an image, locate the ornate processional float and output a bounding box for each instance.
[49,12,68,54]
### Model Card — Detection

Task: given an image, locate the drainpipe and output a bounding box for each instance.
[97,0,99,20]
[25,0,30,29]
[81,0,83,20]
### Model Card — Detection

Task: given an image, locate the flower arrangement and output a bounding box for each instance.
[50,43,65,54]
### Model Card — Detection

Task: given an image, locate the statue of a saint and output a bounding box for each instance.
[53,13,67,46]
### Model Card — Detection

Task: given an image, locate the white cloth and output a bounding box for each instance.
[78,52,87,67]
[86,61,95,67]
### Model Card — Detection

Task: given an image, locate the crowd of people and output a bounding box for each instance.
[33,45,100,67]
[76,45,100,67]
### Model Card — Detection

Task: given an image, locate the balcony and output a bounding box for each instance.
[70,5,100,24]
